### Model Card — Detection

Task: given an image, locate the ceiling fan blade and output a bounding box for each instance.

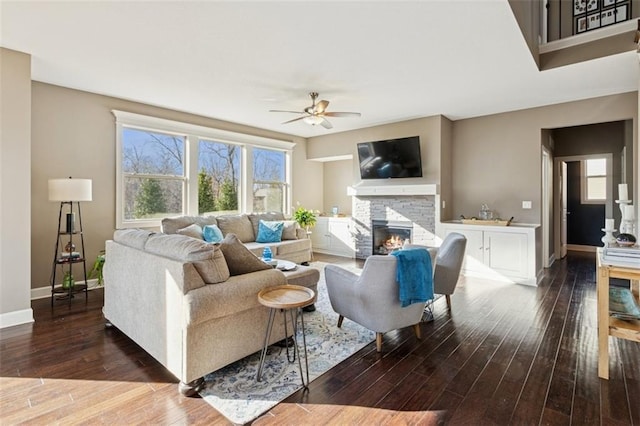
[323,112,361,117]
[270,109,304,114]
[282,116,307,125]
[320,118,333,129]
[316,100,329,114]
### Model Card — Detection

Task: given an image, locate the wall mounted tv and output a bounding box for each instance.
[357,136,423,179]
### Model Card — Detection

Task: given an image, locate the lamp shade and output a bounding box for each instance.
[48,178,92,202]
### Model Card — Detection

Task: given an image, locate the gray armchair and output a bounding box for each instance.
[406,232,467,310]
[324,248,437,352]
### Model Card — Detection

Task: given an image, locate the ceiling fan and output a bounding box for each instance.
[270,92,361,129]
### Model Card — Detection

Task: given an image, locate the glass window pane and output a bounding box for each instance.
[253,183,284,213]
[198,140,240,215]
[587,176,606,200]
[124,177,183,220]
[586,158,606,176]
[253,148,285,212]
[253,148,285,182]
[123,128,184,175]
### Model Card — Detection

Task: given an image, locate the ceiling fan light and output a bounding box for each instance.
[303,115,324,125]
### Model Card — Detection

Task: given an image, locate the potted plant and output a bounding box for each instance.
[89,250,106,286]
[293,205,317,233]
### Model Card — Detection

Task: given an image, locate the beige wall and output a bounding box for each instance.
[30,82,322,290]
[308,115,446,215]
[452,92,637,225]
[322,159,353,216]
[0,48,33,326]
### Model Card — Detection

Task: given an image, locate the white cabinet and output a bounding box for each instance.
[310,217,355,258]
[441,222,540,286]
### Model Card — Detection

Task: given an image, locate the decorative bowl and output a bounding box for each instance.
[616,233,637,247]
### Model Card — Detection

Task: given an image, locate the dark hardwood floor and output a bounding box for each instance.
[1,251,638,425]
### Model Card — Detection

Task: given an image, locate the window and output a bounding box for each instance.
[582,157,607,203]
[253,147,287,213]
[198,139,240,215]
[113,111,294,228]
[121,128,185,221]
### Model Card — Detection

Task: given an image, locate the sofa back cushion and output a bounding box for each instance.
[161,215,218,235]
[144,233,230,284]
[113,228,156,250]
[219,233,271,276]
[217,214,255,243]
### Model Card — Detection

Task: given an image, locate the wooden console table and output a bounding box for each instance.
[596,249,640,379]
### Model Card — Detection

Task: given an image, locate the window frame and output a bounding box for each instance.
[113,110,295,228]
[580,155,611,205]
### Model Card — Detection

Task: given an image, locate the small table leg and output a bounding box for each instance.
[597,266,610,379]
[256,308,276,382]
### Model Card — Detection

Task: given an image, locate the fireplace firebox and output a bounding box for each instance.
[372,220,412,255]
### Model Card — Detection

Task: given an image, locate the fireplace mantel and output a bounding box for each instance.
[347,183,438,197]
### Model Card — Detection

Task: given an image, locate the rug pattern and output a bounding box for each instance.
[199,265,375,424]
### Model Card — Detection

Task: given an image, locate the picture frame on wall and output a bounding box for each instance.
[616,4,628,22]
[587,13,601,30]
[577,16,587,32]
[587,0,598,12]
[603,0,615,6]
[601,9,616,26]
[574,0,586,15]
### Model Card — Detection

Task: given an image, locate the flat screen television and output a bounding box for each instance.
[357,136,422,179]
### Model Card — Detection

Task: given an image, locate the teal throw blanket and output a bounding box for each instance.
[390,248,433,307]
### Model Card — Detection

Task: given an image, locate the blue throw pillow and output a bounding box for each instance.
[203,224,224,243]
[256,220,284,243]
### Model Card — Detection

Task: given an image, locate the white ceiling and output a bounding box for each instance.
[1,1,638,138]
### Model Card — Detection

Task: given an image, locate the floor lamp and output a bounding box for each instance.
[48,177,92,307]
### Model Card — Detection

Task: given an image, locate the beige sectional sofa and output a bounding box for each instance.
[161,212,312,264]
[103,227,317,396]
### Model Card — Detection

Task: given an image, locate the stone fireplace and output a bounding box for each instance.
[351,192,436,259]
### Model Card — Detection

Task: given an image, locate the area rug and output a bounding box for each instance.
[199,265,375,425]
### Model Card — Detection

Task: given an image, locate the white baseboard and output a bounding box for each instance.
[31,278,102,300]
[0,308,34,329]
[566,244,597,253]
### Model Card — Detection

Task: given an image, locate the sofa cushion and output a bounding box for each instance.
[162,215,218,235]
[217,214,255,243]
[203,224,224,243]
[113,228,156,250]
[176,223,204,240]
[256,220,284,243]
[144,233,230,284]
[275,238,312,256]
[219,233,271,276]
[281,220,299,240]
[248,212,285,238]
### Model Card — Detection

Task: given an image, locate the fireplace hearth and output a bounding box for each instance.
[372,220,412,255]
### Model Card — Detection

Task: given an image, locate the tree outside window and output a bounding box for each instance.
[198,140,240,215]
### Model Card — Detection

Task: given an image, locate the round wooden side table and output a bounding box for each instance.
[256,284,316,387]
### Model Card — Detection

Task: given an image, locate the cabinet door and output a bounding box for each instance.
[328,219,354,257]
[484,231,528,277]
[310,218,330,250]
[445,228,484,273]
